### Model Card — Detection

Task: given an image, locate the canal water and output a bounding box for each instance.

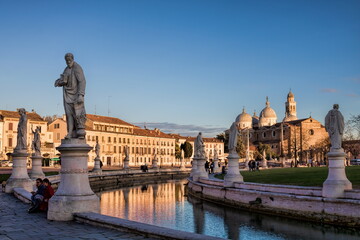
[100,179,359,240]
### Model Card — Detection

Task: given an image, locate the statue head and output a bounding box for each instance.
[333,104,339,110]
[17,108,26,115]
[64,53,74,68]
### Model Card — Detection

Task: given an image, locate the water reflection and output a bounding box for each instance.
[100,180,359,240]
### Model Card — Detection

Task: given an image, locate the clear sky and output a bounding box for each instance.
[0,0,359,137]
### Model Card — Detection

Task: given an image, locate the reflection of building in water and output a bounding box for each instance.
[100,181,187,226]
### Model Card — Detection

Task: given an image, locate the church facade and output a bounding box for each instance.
[235,91,329,163]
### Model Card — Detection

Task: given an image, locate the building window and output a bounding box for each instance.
[108,137,111,143]
[56,133,60,140]
[9,123,13,131]
[114,146,116,153]
[8,138,13,147]
[262,132,266,138]
[114,137,116,143]
[54,123,60,129]
[309,129,314,135]
[272,131,276,137]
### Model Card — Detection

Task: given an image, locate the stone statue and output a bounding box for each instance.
[31,126,41,156]
[214,146,218,159]
[15,108,27,151]
[228,122,238,154]
[262,150,266,160]
[125,145,129,158]
[194,132,205,158]
[54,53,86,139]
[325,104,344,150]
[95,141,100,158]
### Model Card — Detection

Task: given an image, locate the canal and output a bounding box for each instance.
[99,179,359,240]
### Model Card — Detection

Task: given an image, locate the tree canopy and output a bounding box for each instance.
[181,141,193,158]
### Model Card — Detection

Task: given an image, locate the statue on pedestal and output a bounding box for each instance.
[31,126,41,156]
[228,122,238,155]
[15,108,27,152]
[194,132,205,158]
[54,53,86,139]
[325,104,344,151]
[95,141,100,158]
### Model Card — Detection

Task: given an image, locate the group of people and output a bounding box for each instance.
[28,178,54,213]
[248,160,260,171]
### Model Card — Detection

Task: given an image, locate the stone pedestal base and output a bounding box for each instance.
[5,150,33,193]
[193,157,208,182]
[322,150,352,198]
[92,157,102,174]
[224,152,243,187]
[123,157,130,169]
[48,194,100,221]
[190,159,197,178]
[152,158,159,170]
[30,154,45,179]
[213,159,220,173]
[179,158,186,170]
[261,159,268,169]
[47,139,99,221]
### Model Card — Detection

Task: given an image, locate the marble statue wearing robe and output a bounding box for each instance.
[228,122,238,154]
[32,127,41,156]
[55,53,86,139]
[194,132,205,158]
[325,104,344,150]
[95,141,100,158]
[15,108,27,151]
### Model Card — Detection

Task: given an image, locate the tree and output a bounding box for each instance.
[344,115,360,140]
[236,136,246,158]
[175,143,181,159]
[182,141,193,158]
[216,132,228,153]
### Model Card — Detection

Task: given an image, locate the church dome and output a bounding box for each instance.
[259,97,277,127]
[252,111,259,126]
[235,108,252,129]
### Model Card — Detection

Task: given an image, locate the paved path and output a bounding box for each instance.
[0,192,157,240]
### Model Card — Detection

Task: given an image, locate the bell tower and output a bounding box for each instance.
[285,90,297,118]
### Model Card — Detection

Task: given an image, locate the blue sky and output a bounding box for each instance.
[0,0,359,137]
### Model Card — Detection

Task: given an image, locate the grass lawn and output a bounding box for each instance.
[0,171,59,183]
[215,166,360,188]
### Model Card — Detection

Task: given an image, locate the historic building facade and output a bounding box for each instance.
[0,110,54,160]
[235,91,329,163]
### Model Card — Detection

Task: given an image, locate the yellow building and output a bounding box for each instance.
[0,110,54,160]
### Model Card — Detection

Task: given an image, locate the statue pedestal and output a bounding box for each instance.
[5,150,33,193]
[213,158,220,173]
[179,158,186,170]
[193,157,208,182]
[92,157,102,174]
[322,150,352,198]
[224,152,243,187]
[123,157,130,169]
[244,157,250,170]
[152,158,159,171]
[48,139,99,221]
[261,158,268,169]
[190,158,197,178]
[30,154,45,179]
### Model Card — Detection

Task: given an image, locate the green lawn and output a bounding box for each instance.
[0,171,59,183]
[215,166,360,188]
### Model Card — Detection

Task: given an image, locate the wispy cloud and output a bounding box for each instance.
[132,122,227,138]
[321,88,338,93]
[346,93,360,98]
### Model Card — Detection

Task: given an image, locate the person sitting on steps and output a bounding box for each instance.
[28,178,45,213]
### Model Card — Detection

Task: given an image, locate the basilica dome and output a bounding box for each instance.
[259,97,277,127]
[235,108,252,129]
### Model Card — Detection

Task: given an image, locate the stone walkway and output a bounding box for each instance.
[0,192,157,240]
